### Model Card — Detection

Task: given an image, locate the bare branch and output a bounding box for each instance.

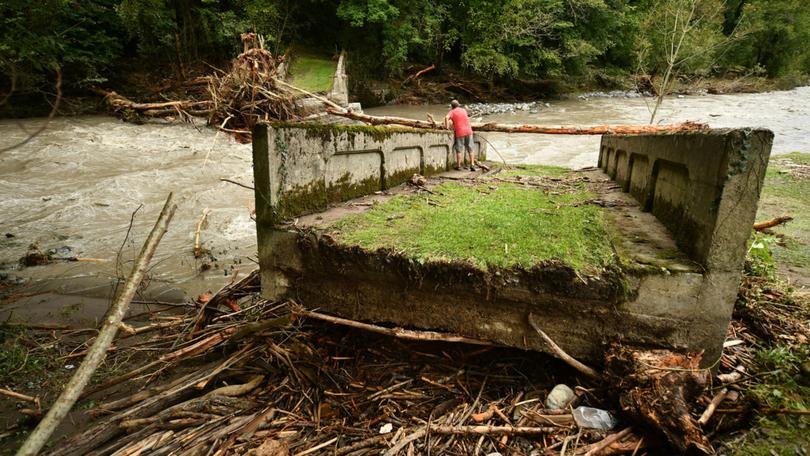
[0,66,61,154]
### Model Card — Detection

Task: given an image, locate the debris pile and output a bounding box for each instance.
[13,264,800,456]
[96,35,298,137]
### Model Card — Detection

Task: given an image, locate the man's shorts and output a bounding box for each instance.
[454,134,473,152]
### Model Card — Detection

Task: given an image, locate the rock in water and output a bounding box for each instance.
[544,384,575,409]
[573,406,618,431]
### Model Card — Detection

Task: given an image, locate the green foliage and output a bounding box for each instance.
[722,0,810,77]
[636,0,729,78]
[460,0,637,80]
[0,326,54,384]
[746,231,777,278]
[0,0,123,92]
[2,0,810,99]
[731,342,810,455]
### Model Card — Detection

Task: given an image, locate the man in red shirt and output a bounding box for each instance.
[444,99,477,171]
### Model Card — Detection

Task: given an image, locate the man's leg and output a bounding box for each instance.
[466,136,476,170]
[453,136,463,170]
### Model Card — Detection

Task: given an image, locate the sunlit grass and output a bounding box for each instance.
[289,55,336,93]
[331,178,615,272]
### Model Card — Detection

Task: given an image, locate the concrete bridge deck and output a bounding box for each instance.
[252,123,773,365]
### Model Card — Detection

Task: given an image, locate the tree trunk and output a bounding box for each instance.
[327,108,708,135]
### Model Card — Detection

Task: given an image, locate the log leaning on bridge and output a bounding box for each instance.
[326,107,709,135]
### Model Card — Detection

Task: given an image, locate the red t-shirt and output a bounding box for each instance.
[448,107,473,137]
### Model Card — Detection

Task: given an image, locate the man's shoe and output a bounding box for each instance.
[469,165,477,171]
[455,165,462,171]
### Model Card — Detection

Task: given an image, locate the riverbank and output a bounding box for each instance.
[1,62,806,120]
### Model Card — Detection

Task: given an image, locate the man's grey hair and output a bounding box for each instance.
[450,99,460,108]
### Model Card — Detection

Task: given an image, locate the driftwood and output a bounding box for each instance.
[0,388,40,409]
[194,208,210,258]
[604,345,712,454]
[403,64,436,85]
[295,306,498,346]
[17,193,177,456]
[698,388,727,425]
[753,215,793,231]
[92,88,212,117]
[528,313,601,380]
[327,108,709,135]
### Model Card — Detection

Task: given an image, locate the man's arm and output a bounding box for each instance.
[443,114,451,130]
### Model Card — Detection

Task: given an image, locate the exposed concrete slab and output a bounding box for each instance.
[253,125,773,366]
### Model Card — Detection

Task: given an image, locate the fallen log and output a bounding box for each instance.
[327,108,709,135]
[17,193,177,456]
[403,64,436,85]
[92,88,212,116]
[753,215,793,231]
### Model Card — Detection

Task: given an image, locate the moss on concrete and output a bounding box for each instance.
[385,167,422,189]
[273,180,328,223]
[269,122,446,143]
[327,173,382,203]
[329,168,616,273]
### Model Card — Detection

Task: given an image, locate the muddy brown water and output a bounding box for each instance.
[1,89,808,324]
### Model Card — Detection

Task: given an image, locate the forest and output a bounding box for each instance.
[1,0,810,104]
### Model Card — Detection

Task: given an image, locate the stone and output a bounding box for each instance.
[573,406,618,431]
[544,384,575,409]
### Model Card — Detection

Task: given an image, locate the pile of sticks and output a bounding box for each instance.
[4,262,803,455]
[34,273,639,456]
[96,35,297,135]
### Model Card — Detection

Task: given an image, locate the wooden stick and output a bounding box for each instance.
[429,424,561,435]
[716,407,810,416]
[295,306,497,346]
[294,436,338,456]
[219,177,255,190]
[582,427,633,456]
[193,208,210,258]
[527,313,601,380]
[16,193,177,456]
[753,216,793,231]
[698,388,727,425]
[384,425,561,456]
[0,388,40,408]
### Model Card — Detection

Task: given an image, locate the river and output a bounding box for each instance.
[1,88,808,321]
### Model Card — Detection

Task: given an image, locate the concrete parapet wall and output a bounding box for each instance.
[601,129,773,364]
[252,123,486,224]
[600,129,772,272]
